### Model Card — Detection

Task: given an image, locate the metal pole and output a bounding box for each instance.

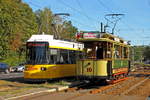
[101,22,103,33]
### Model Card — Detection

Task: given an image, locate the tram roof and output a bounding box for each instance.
[27,34,84,51]
[77,33,130,47]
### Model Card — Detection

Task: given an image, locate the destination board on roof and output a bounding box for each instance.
[27,43,48,46]
[83,32,98,38]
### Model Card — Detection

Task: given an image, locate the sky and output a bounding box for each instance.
[23,0,150,45]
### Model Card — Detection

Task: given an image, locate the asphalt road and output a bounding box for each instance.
[0,72,23,80]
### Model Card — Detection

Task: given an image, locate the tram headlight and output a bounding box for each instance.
[41,67,47,71]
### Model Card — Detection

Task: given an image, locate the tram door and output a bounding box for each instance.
[80,42,97,76]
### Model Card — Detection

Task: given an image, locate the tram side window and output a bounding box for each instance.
[86,48,94,58]
[96,42,112,59]
[120,46,123,58]
[49,49,78,64]
[96,42,104,59]
[49,48,60,64]
[77,51,84,60]
[60,49,78,64]
[59,49,68,64]
[114,45,129,59]
[123,47,128,58]
[85,42,112,59]
[69,50,76,64]
[114,45,120,58]
[85,42,99,59]
[106,42,112,58]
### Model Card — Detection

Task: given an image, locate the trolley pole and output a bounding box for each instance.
[104,14,124,34]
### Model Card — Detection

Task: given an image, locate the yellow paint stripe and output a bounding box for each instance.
[49,46,83,51]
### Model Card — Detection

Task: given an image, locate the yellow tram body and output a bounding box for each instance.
[76,32,131,81]
[24,64,75,79]
[24,34,84,81]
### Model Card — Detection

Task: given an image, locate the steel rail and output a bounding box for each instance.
[121,77,150,95]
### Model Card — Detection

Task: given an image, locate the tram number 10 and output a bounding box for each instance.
[87,67,92,72]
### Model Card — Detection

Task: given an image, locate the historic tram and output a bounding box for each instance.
[76,31,131,83]
[24,34,84,81]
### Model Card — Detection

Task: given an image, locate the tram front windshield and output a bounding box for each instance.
[26,42,49,64]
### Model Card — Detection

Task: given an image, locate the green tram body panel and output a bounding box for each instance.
[113,59,129,68]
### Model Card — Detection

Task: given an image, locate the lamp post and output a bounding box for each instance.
[52,13,70,39]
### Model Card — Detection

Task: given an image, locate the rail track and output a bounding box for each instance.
[59,66,150,99]
[4,65,149,100]
[121,77,149,95]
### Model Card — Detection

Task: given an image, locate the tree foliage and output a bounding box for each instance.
[61,21,78,39]
[35,8,77,39]
[143,45,150,60]
[132,46,144,62]
[0,0,38,65]
[132,45,150,63]
[0,1,78,65]
[35,8,53,34]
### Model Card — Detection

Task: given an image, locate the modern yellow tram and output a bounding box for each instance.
[76,31,131,83]
[24,34,84,81]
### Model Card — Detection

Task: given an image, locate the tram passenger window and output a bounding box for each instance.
[78,51,84,59]
[50,49,57,55]
[124,47,128,58]
[114,45,120,58]
[119,46,123,58]
[69,51,76,64]
[120,46,122,58]
[49,49,59,64]
[87,48,93,58]
[106,51,111,58]
[115,50,119,58]
[59,55,64,63]
[85,42,97,59]
[96,44,103,59]
[49,49,78,64]
[97,42,112,59]
[106,43,112,58]
[58,49,68,64]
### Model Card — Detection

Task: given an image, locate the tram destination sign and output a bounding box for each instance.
[27,42,49,47]
[82,32,99,38]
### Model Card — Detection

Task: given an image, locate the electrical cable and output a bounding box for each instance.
[58,0,98,24]
[75,0,99,30]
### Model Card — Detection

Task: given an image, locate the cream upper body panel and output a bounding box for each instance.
[27,34,84,51]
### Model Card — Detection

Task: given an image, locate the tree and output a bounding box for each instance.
[35,8,78,40]
[143,45,150,61]
[35,8,53,34]
[61,21,78,40]
[0,0,38,65]
[132,46,144,62]
[0,2,78,65]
